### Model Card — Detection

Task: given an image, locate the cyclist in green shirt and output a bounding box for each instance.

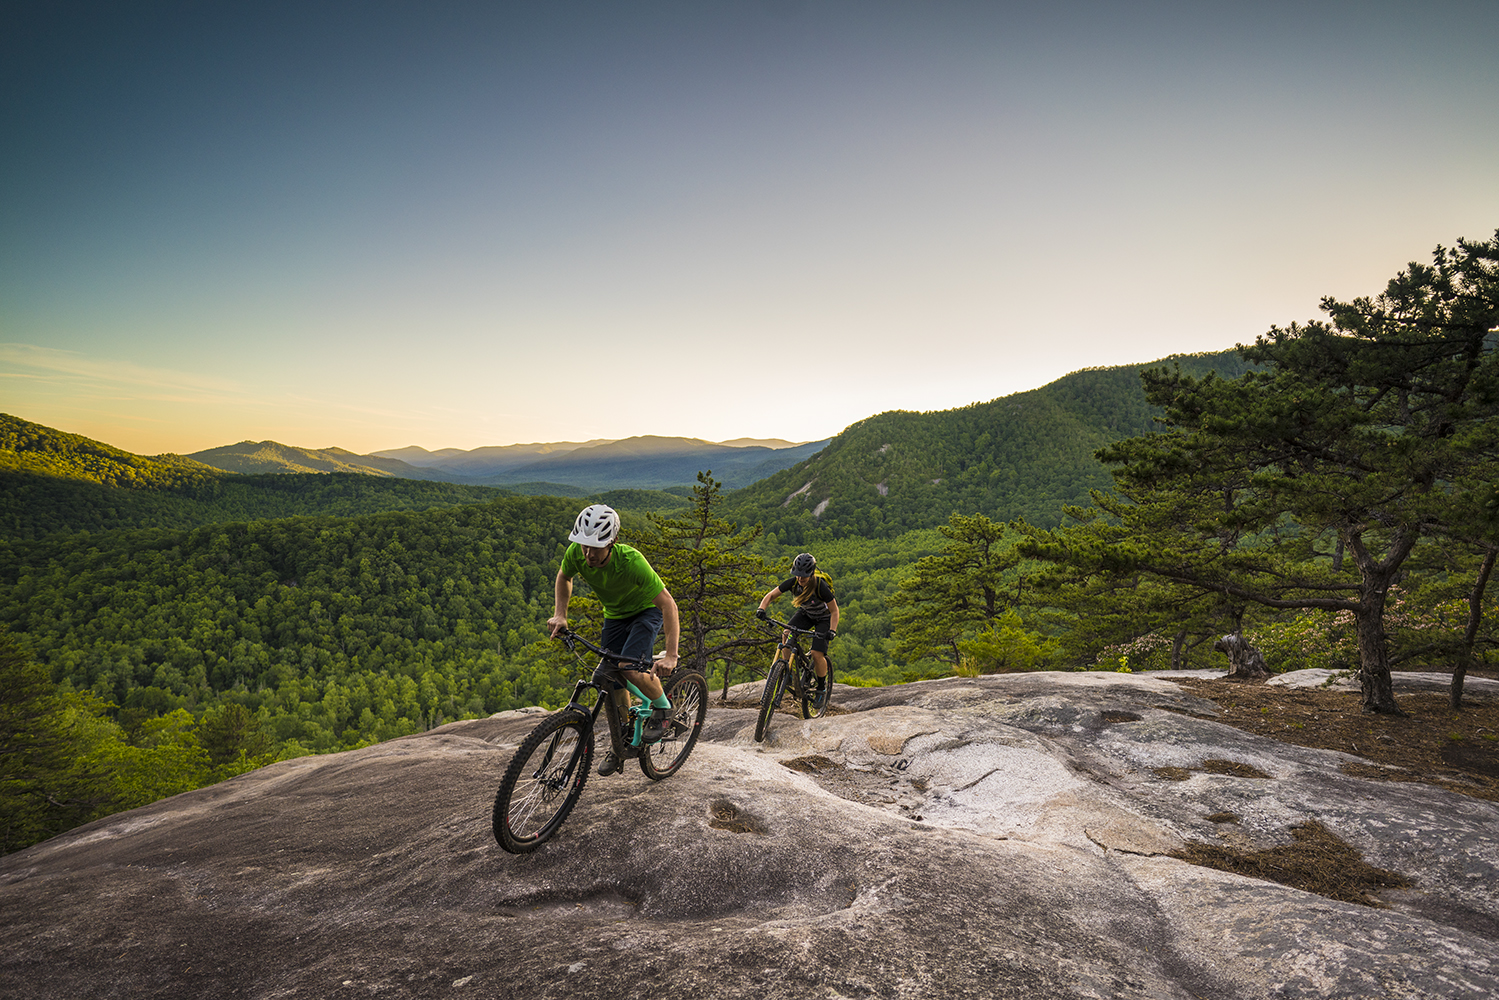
[547,504,680,775]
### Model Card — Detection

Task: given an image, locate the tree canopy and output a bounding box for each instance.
[1024,231,1499,713]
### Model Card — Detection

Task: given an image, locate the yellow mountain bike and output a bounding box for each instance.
[753,614,832,742]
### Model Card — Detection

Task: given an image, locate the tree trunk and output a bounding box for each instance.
[1346,527,1416,716]
[1453,547,1497,711]
[1213,632,1270,682]
[1353,589,1403,715]
[1171,629,1188,671]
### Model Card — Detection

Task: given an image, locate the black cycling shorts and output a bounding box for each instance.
[788,609,832,657]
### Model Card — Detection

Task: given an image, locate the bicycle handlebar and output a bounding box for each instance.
[552,627,655,669]
[756,613,835,639]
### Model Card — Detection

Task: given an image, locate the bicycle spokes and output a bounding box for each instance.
[529,729,567,778]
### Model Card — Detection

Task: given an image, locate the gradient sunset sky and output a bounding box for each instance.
[4,1,1497,456]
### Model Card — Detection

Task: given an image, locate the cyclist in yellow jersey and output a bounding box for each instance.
[755,552,838,705]
[548,504,680,775]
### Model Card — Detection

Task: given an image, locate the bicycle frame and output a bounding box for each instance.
[555,628,658,763]
[762,614,823,695]
[751,613,832,740]
[493,629,707,852]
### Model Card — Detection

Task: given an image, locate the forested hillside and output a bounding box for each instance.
[727,350,1254,543]
[2,412,219,489]
[2,497,583,749]
[187,440,457,480]
[0,414,519,540]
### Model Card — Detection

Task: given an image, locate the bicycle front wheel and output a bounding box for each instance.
[640,671,709,780]
[492,709,593,853]
[754,660,789,743]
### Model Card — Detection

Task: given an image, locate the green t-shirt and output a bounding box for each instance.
[559,543,665,619]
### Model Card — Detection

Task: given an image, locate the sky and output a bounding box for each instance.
[3,1,1497,456]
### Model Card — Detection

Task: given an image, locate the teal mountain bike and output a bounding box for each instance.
[491,629,708,853]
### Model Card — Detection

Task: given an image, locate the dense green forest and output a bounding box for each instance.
[724,350,1254,543]
[0,472,943,853]
[0,494,937,735]
[2,498,581,741]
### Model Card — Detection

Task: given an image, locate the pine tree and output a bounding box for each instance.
[889,513,1022,669]
[636,472,773,697]
[1027,231,1499,714]
[0,631,114,854]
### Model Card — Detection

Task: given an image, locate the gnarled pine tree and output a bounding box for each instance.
[1027,231,1499,714]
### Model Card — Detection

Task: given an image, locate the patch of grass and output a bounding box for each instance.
[707,799,765,835]
[1152,759,1272,781]
[1200,759,1272,779]
[1173,820,1411,908]
[1171,679,1499,802]
[781,754,841,774]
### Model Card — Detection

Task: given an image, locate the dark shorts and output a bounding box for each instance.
[788,609,832,657]
[599,607,664,670]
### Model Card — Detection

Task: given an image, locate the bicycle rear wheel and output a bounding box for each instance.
[492,709,593,853]
[640,671,708,779]
[799,657,830,719]
[754,660,789,742]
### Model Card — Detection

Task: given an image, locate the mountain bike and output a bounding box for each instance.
[491,628,708,854]
[753,614,833,742]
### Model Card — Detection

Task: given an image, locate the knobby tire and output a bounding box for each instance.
[799,656,830,720]
[640,671,709,779]
[492,708,593,853]
[755,660,789,742]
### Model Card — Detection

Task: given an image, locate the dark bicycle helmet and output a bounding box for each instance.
[791,552,817,576]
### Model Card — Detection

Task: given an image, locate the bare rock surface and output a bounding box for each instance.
[3,671,1497,999]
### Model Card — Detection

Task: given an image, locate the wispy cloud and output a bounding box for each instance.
[0,343,241,402]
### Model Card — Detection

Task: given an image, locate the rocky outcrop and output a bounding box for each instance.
[2,672,1496,999]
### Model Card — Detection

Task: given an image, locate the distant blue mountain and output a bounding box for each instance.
[472,436,829,491]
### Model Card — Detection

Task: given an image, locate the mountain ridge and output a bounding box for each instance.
[723,348,1255,541]
[6,347,1251,538]
[186,441,460,481]
[188,435,827,491]
[371,440,614,474]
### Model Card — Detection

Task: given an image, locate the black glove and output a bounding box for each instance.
[818,628,837,641]
[755,608,767,620]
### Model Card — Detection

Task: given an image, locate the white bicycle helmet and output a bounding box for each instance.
[569,504,620,547]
